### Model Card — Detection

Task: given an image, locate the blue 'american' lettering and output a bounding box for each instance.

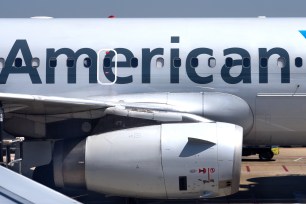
[0,38,290,84]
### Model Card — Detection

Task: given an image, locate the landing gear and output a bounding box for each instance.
[243,146,279,161]
[258,150,274,161]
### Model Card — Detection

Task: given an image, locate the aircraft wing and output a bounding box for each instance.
[0,93,110,115]
[0,92,211,122]
[0,165,80,204]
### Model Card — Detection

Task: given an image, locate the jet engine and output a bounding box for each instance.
[53,122,242,199]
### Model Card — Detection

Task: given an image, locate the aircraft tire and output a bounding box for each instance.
[259,150,274,161]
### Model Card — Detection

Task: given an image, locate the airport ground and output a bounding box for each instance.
[73,148,306,204]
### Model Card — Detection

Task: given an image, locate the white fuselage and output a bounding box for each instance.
[1,18,306,145]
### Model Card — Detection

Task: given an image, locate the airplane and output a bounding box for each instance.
[0,17,305,200]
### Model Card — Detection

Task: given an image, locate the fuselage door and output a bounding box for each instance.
[97,49,117,85]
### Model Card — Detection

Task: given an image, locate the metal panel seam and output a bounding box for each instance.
[159,125,168,199]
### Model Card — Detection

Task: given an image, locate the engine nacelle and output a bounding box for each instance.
[53,122,242,199]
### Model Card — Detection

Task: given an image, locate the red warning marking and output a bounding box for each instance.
[246,166,250,172]
[199,167,216,174]
[198,168,206,174]
[106,51,110,54]
[282,165,289,172]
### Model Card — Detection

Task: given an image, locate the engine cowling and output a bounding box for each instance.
[53,122,242,199]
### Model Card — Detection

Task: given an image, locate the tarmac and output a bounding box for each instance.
[72,147,306,204]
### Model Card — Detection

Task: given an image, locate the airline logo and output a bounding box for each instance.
[0,37,295,84]
[299,30,306,39]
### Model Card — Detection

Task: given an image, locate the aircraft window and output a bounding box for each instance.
[173,58,181,68]
[225,57,233,67]
[243,58,250,67]
[32,58,40,68]
[104,57,111,68]
[277,57,286,68]
[156,57,164,68]
[15,58,22,68]
[295,57,303,67]
[260,58,267,67]
[191,58,198,68]
[131,57,138,68]
[67,58,75,67]
[84,57,91,67]
[49,58,57,67]
[208,57,216,68]
[0,58,4,69]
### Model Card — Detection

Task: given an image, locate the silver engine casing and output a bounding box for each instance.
[53,122,242,199]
